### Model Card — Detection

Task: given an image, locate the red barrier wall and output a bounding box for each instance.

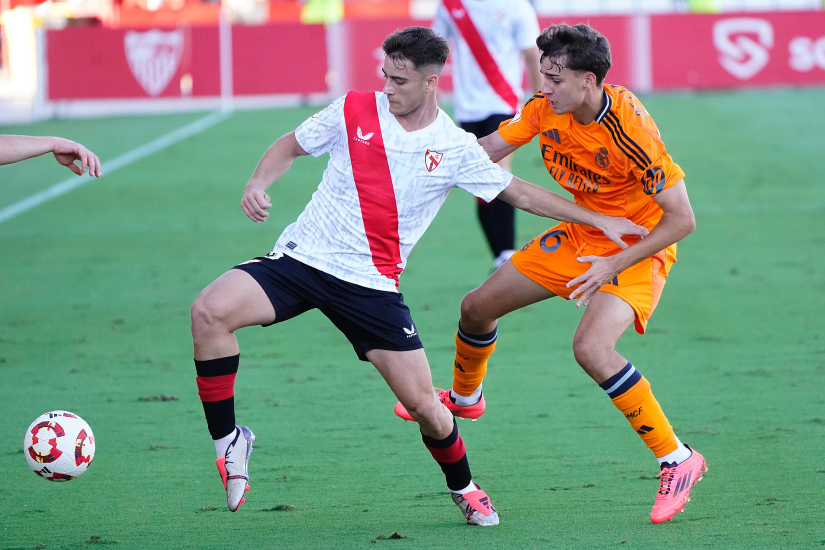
[48,26,217,99]
[232,24,327,95]
[651,11,825,89]
[47,23,326,100]
[341,18,454,93]
[537,16,632,87]
[46,12,825,102]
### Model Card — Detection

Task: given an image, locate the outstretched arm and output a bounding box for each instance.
[0,135,101,177]
[567,180,696,306]
[497,176,650,249]
[477,132,519,164]
[241,132,308,222]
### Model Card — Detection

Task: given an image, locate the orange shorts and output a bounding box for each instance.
[510,223,671,334]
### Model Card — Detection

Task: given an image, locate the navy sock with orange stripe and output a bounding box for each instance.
[195,354,239,442]
[421,420,473,493]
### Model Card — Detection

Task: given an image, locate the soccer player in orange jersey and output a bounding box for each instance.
[395,23,707,523]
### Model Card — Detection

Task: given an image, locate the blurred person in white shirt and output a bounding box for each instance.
[433,0,542,269]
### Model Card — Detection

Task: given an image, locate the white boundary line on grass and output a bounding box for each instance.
[0,110,228,225]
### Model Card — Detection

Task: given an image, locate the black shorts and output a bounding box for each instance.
[233,254,423,362]
[459,113,515,140]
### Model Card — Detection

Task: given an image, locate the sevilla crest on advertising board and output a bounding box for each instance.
[124,29,184,97]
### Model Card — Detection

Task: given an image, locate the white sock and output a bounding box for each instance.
[450,481,477,495]
[657,436,692,466]
[450,385,482,407]
[494,250,515,269]
[214,429,237,460]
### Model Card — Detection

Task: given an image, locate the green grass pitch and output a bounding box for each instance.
[1,88,824,549]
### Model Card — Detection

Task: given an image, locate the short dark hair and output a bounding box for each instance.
[382,27,450,73]
[536,23,611,84]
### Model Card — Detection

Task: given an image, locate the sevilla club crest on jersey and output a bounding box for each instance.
[424,149,443,172]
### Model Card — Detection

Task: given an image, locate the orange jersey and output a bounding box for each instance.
[498,84,685,273]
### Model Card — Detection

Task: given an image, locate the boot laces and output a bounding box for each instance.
[656,466,676,496]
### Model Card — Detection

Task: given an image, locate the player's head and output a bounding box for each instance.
[381,27,449,116]
[535,23,612,115]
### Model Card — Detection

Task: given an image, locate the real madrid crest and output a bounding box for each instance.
[595,147,610,169]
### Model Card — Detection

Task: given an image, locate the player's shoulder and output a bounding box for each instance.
[519,92,548,118]
[305,95,347,125]
[601,84,656,128]
[438,110,478,145]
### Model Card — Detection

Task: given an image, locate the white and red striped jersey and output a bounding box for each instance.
[270,91,512,292]
[432,0,540,123]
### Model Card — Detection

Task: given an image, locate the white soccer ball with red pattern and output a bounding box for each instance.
[23,411,96,482]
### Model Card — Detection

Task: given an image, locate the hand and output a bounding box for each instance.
[241,188,272,222]
[598,216,649,249]
[52,137,102,177]
[566,254,621,308]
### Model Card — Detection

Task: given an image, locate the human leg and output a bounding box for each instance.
[477,197,516,267]
[453,260,555,403]
[190,268,278,511]
[392,260,555,421]
[573,291,705,522]
[369,348,498,526]
[192,269,276,361]
[462,115,517,268]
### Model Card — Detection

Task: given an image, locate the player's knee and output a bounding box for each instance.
[403,393,439,423]
[460,290,491,326]
[190,291,226,336]
[572,333,609,369]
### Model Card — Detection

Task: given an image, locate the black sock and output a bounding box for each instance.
[195,354,239,440]
[421,420,473,491]
[477,198,515,258]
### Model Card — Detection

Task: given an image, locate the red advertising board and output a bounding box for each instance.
[47,23,327,99]
[232,24,327,95]
[340,16,632,99]
[341,18,453,93]
[48,26,220,99]
[45,11,825,102]
[537,16,632,87]
[651,11,825,89]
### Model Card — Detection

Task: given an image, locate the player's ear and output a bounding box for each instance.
[583,71,596,91]
[425,72,439,92]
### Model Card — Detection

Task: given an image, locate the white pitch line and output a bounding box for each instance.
[0,110,228,225]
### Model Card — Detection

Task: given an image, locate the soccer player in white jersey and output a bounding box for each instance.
[0,135,101,177]
[432,0,542,269]
[190,27,647,526]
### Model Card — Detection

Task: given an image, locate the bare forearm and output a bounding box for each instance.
[0,135,55,165]
[500,178,605,228]
[245,132,304,191]
[611,210,695,272]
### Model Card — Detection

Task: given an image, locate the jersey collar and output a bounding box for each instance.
[595,88,612,124]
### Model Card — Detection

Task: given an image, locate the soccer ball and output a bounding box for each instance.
[23,411,96,482]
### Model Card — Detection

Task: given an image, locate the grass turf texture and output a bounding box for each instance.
[1,88,824,549]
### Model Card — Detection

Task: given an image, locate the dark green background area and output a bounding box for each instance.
[1,89,823,549]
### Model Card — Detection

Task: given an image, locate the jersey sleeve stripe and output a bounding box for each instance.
[604,111,652,165]
[601,115,647,171]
